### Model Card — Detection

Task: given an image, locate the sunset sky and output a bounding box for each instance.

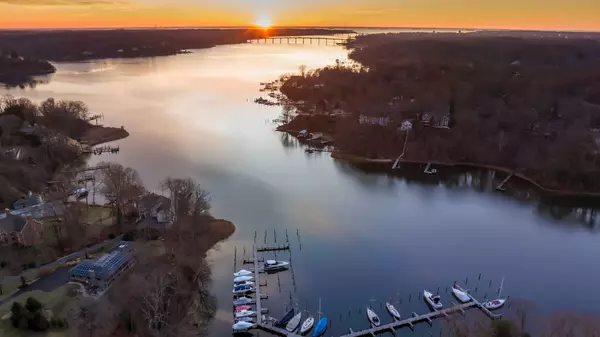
[0,0,598,31]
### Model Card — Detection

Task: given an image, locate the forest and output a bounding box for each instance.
[273,33,600,193]
[0,28,352,62]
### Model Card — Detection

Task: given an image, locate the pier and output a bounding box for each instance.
[236,244,504,337]
[496,173,514,191]
[248,37,352,45]
[83,145,120,155]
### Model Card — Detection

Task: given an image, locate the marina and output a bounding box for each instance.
[233,243,504,337]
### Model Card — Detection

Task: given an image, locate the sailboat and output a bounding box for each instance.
[234,269,253,277]
[299,315,314,335]
[386,302,401,320]
[452,281,472,303]
[276,308,295,327]
[286,312,303,332]
[483,276,507,310]
[366,307,381,327]
[424,290,443,310]
[312,298,328,337]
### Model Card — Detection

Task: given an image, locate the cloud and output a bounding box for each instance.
[0,0,128,5]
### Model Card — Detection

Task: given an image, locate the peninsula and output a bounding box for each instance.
[269,32,600,194]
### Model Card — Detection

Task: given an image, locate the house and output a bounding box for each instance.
[69,241,134,289]
[13,191,43,210]
[420,112,450,129]
[135,193,174,233]
[400,120,413,131]
[0,215,44,247]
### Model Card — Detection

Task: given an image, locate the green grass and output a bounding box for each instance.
[0,279,21,302]
[0,284,78,337]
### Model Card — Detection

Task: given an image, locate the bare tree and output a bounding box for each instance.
[159,177,210,218]
[99,162,145,232]
[70,297,116,337]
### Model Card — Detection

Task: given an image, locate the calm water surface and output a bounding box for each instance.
[3,42,600,336]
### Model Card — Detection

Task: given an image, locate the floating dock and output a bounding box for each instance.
[257,244,290,252]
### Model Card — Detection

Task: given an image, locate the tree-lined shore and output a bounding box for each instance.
[268,32,600,194]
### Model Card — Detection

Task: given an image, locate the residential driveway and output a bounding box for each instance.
[0,266,70,307]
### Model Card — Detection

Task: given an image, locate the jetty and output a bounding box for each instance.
[496,173,514,191]
[82,145,120,155]
[248,37,351,45]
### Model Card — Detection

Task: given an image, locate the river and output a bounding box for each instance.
[2,40,600,336]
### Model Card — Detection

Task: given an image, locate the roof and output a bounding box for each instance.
[70,246,132,279]
[0,214,27,232]
[137,193,171,213]
[136,217,168,231]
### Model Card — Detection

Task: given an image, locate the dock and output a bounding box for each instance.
[83,145,120,155]
[237,245,503,337]
[340,295,501,337]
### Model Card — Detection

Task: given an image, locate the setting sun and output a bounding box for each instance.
[254,16,272,29]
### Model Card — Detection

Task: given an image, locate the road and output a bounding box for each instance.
[0,235,124,305]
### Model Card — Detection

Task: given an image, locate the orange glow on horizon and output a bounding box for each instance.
[0,1,598,31]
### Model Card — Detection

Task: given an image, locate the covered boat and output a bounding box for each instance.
[424,290,443,310]
[235,310,256,318]
[234,281,255,287]
[312,317,328,337]
[233,285,255,295]
[234,269,253,277]
[233,297,254,306]
[276,308,295,326]
[235,317,255,323]
[286,312,302,332]
[234,275,254,283]
[452,282,471,303]
[299,316,314,334]
[235,305,252,311]
[232,321,254,332]
[366,307,381,327]
[386,302,401,320]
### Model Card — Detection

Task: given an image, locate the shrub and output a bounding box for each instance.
[108,233,116,239]
[30,311,49,331]
[18,317,29,330]
[25,297,43,313]
[10,302,24,317]
[122,232,134,241]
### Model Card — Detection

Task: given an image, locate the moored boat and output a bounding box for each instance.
[235,317,255,323]
[233,285,255,295]
[235,305,252,311]
[233,297,255,306]
[234,275,254,283]
[286,312,302,332]
[234,281,255,287]
[264,260,290,272]
[235,310,256,318]
[276,308,295,326]
[366,307,381,326]
[483,299,506,310]
[299,316,314,334]
[452,282,471,303]
[234,269,253,277]
[232,321,254,332]
[312,317,328,337]
[385,302,401,320]
[424,290,443,310]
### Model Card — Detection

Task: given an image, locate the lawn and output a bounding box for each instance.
[0,278,21,302]
[0,284,79,337]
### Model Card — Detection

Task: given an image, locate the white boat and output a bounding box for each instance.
[484,276,507,310]
[264,260,290,272]
[424,290,443,310]
[235,310,256,318]
[233,297,254,306]
[366,307,380,327]
[232,321,255,332]
[483,299,506,310]
[299,316,314,334]
[234,275,254,283]
[286,312,303,332]
[235,317,255,323]
[452,282,471,303]
[234,281,255,287]
[385,302,401,320]
[234,269,253,277]
[233,285,255,295]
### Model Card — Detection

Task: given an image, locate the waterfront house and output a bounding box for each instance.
[420,112,450,129]
[69,241,134,289]
[135,193,174,235]
[0,214,43,247]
